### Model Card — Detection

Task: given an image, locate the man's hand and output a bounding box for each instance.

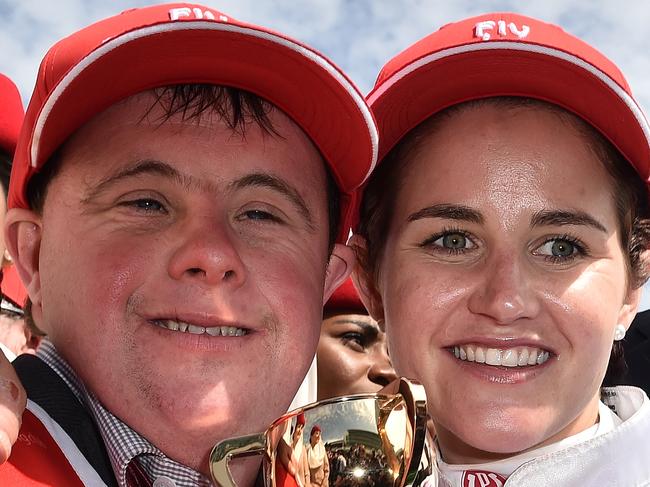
[0,352,25,463]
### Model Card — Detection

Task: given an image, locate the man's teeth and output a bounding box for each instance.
[153,320,246,337]
[453,345,550,367]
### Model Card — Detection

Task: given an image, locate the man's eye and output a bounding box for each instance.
[122,198,166,213]
[240,210,279,222]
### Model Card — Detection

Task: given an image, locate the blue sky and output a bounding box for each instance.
[2,0,650,309]
[2,1,650,104]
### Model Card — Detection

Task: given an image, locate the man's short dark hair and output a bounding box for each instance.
[0,150,12,198]
[26,84,341,247]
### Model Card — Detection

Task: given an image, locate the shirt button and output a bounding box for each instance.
[153,476,177,487]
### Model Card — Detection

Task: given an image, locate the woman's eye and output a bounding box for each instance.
[341,332,365,351]
[536,239,578,258]
[533,236,588,264]
[439,233,470,249]
[424,231,475,252]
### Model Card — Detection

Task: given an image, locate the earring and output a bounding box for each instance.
[613,324,626,341]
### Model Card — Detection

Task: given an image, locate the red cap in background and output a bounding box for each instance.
[325,278,367,315]
[1,265,27,310]
[0,74,24,156]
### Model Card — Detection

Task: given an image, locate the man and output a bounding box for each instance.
[0,3,377,486]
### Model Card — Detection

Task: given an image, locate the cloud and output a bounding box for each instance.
[1,0,649,108]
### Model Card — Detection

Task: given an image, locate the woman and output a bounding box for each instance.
[305,425,329,487]
[352,12,650,485]
[317,278,397,400]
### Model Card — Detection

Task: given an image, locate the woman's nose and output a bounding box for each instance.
[467,252,539,325]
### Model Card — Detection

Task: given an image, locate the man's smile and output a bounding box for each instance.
[150,319,248,337]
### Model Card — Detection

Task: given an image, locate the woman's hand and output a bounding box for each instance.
[0,352,25,463]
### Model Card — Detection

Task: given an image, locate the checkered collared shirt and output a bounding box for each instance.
[37,340,213,487]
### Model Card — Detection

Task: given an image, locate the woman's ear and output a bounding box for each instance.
[322,243,355,304]
[4,208,43,307]
[348,234,385,323]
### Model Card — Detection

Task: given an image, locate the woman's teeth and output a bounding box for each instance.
[453,345,550,367]
[152,320,246,336]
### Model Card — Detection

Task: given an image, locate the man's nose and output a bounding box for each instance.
[467,252,539,325]
[167,218,246,287]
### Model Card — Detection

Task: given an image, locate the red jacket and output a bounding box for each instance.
[0,401,104,486]
[0,354,115,486]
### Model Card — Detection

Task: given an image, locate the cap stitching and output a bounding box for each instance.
[30,20,378,184]
[367,41,650,159]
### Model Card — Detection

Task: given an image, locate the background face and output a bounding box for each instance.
[317,312,395,399]
[376,104,634,462]
[34,93,333,471]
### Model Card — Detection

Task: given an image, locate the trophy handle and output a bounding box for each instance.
[210,433,266,487]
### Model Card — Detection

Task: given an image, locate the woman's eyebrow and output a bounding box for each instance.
[408,203,483,224]
[332,319,380,337]
[530,209,608,233]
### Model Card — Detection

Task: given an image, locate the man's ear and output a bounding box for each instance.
[348,234,385,323]
[4,208,43,306]
[322,243,355,304]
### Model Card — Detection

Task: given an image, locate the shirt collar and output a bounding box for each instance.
[37,340,213,486]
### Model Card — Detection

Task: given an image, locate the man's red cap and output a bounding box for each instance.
[9,3,378,242]
[325,278,366,314]
[367,12,650,181]
[0,74,24,156]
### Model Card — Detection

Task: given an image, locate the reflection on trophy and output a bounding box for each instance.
[210,378,432,487]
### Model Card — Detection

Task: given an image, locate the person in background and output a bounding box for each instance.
[317,278,396,400]
[0,73,25,463]
[0,74,24,263]
[0,265,42,361]
[276,413,311,487]
[305,425,328,487]
[0,75,39,361]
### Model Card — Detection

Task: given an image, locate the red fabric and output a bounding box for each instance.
[325,278,366,314]
[274,459,299,487]
[0,73,24,156]
[0,409,85,486]
[1,264,28,308]
[462,470,507,487]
